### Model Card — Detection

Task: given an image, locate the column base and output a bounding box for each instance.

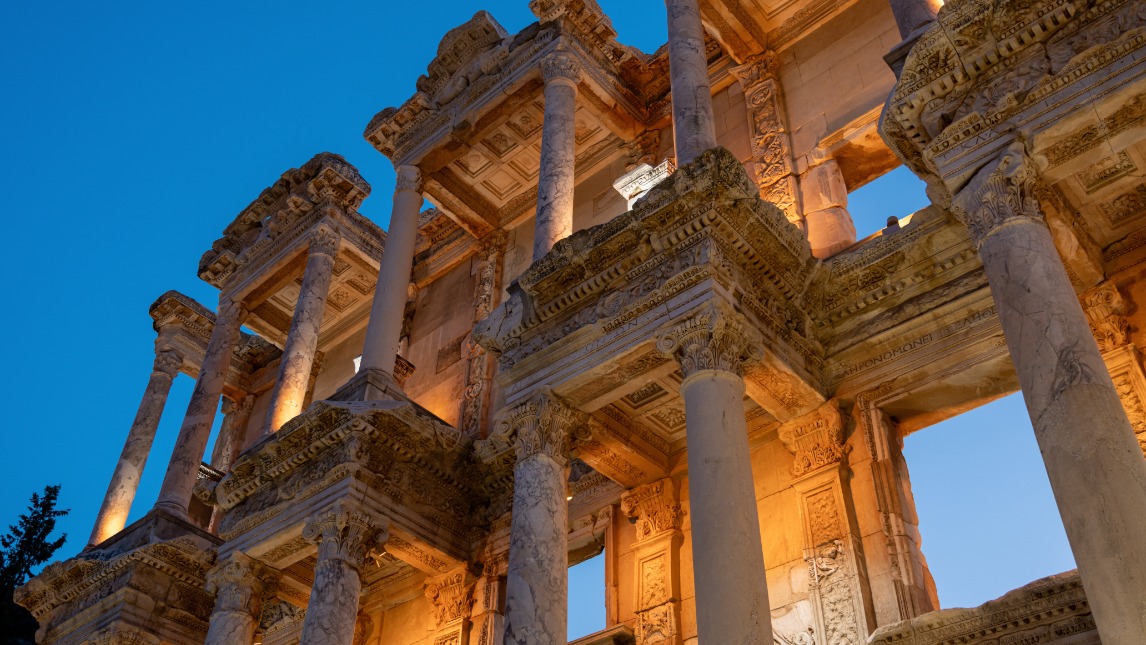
[329,368,408,403]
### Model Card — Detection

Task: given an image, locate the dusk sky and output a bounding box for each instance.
[1,0,1074,637]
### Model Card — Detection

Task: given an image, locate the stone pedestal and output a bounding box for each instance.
[204,552,277,645]
[498,391,585,645]
[299,504,388,645]
[666,0,718,165]
[533,51,580,262]
[360,165,423,383]
[89,348,183,547]
[155,297,245,519]
[658,310,773,644]
[265,227,341,432]
[951,144,1146,643]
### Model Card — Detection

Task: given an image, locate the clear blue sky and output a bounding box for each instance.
[0,0,1073,637]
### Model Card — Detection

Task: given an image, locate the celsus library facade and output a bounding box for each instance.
[16,0,1146,643]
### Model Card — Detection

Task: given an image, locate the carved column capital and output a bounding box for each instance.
[1081,282,1131,352]
[729,50,779,90]
[951,142,1047,247]
[205,551,279,617]
[424,567,478,630]
[621,478,684,542]
[221,393,255,417]
[495,390,587,463]
[302,503,389,571]
[394,164,424,194]
[541,50,581,87]
[657,308,759,381]
[152,349,184,379]
[779,398,849,477]
[309,225,341,257]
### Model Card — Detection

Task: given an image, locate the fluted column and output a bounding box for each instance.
[89,347,184,546]
[951,143,1146,643]
[154,296,245,518]
[299,503,388,645]
[360,165,423,382]
[265,226,341,432]
[204,552,277,645]
[497,391,585,645]
[658,309,773,643]
[666,0,718,165]
[533,51,580,262]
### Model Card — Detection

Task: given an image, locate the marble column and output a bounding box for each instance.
[89,347,184,546]
[360,165,423,381]
[801,156,857,259]
[210,394,255,473]
[299,503,388,645]
[498,391,585,645]
[666,0,718,165]
[888,0,942,39]
[265,226,341,432]
[533,51,580,262]
[658,309,773,644]
[154,296,245,518]
[204,552,277,645]
[951,143,1146,643]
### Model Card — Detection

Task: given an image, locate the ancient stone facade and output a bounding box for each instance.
[19,0,1146,644]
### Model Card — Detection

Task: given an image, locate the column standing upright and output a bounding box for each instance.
[89,347,183,546]
[359,165,423,383]
[154,295,244,518]
[265,226,341,432]
[659,309,774,644]
[499,391,584,645]
[951,143,1146,642]
[665,0,718,165]
[533,50,580,261]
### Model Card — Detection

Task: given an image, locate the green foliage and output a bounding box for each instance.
[1,485,69,645]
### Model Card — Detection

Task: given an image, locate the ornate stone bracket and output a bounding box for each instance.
[424,566,478,644]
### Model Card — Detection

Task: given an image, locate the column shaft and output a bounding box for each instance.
[360,166,423,378]
[205,553,274,645]
[210,394,254,473]
[299,505,387,645]
[681,369,772,643]
[954,146,1146,642]
[265,228,340,432]
[89,349,182,546]
[499,393,582,645]
[888,0,942,39]
[666,0,718,165]
[154,297,244,517]
[533,53,580,262]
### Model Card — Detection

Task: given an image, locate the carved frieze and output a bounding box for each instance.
[730,51,799,222]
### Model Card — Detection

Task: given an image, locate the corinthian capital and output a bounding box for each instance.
[495,389,587,463]
[152,349,184,379]
[621,478,684,542]
[395,165,424,193]
[541,50,581,86]
[729,50,779,90]
[951,142,1046,247]
[309,225,341,257]
[205,551,279,616]
[657,307,759,380]
[302,503,389,571]
[424,567,477,629]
